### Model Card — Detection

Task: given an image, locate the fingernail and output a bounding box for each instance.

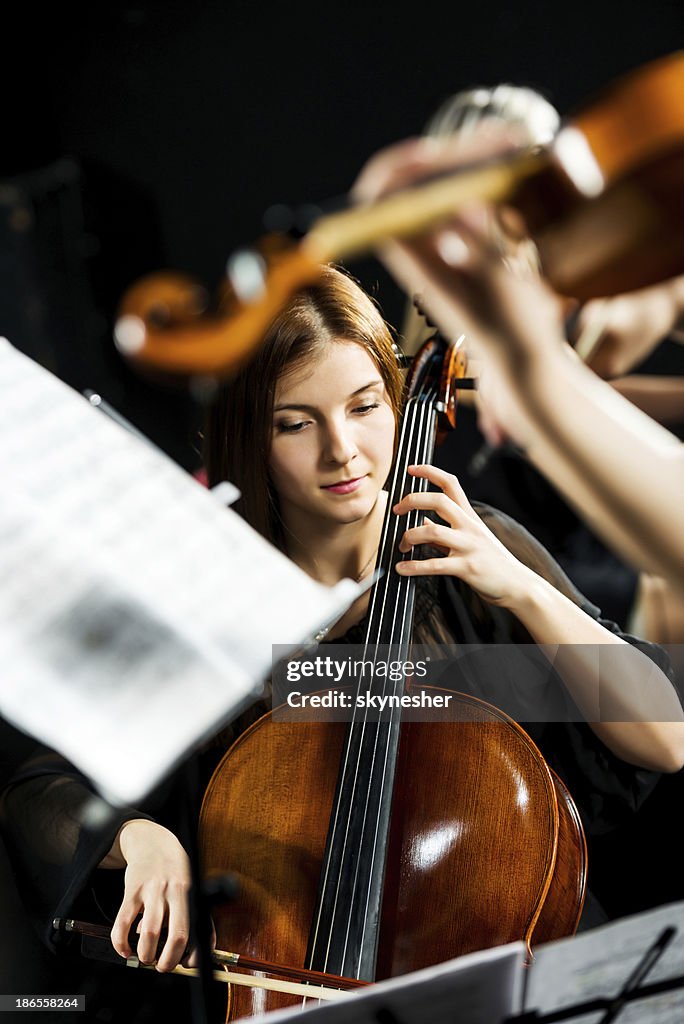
[436,230,470,268]
[396,562,408,573]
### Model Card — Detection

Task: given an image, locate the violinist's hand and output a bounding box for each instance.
[572,274,684,378]
[393,464,535,607]
[352,131,569,435]
[106,819,212,972]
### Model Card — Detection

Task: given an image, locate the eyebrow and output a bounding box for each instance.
[273,379,383,413]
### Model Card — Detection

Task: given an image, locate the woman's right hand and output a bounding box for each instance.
[105,819,201,972]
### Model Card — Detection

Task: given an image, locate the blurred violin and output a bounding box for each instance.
[115,51,684,377]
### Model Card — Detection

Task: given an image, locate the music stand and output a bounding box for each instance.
[513,901,684,1024]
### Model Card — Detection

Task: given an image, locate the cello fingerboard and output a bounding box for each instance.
[306,354,442,981]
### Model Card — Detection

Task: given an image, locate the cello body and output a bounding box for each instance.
[199,684,586,1020]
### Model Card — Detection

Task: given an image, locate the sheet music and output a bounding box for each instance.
[0,339,359,805]
[249,941,525,1024]
[525,900,684,1023]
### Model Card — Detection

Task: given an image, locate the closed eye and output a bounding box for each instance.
[275,419,311,434]
[275,402,380,434]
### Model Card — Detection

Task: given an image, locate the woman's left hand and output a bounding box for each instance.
[393,464,533,607]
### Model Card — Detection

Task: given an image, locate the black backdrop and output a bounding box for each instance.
[3,0,683,467]
[2,2,684,1003]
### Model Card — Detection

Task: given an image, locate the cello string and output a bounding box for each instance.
[364,383,435,654]
[310,351,441,977]
[311,387,421,970]
[307,393,423,973]
[363,397,419,643]
[338,378,436,972]
[319,388,432,973]
[352,388,436,970]
[352,367,436,944]
[392,396,437,663]
[341,396,428,969]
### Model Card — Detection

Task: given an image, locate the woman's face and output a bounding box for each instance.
[269,340,396,531]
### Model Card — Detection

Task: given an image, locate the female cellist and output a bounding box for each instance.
[199,264,682,951]
[1,266,682,992]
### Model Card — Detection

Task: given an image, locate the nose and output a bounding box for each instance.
[323,417,358,466]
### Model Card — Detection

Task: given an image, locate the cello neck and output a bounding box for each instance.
[305,341,444,982]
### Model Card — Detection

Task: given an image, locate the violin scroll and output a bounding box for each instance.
[114,242,322,377]
[113,52,684,380]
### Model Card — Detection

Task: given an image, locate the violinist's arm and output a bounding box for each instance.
[353,133,684,593]
[510,340,684,593]
[100,818,200,972]
[393,235,684,590]
[394,465,684,773]
[504,574,684,773]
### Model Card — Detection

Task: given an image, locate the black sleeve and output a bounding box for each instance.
[530,610,674,836]
[445,502,676,835]
[0,711,260,952]
[0,746,154,950]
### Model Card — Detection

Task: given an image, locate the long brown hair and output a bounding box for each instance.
[204,265,404,548]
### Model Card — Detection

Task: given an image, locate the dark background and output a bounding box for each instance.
[1,3,684,1009]
[2,0,682,469]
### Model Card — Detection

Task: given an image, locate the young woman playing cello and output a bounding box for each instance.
[202,263,683,927]
[2,266,682,986]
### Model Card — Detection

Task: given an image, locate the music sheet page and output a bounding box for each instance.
[0,339,358,805]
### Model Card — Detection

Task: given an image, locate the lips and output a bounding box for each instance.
[321,475,367,495]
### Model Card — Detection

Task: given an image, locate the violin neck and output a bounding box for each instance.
[304,149,548,264]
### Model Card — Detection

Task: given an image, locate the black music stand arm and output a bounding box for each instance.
[508,926,680,1024]
[177,753,215,1024]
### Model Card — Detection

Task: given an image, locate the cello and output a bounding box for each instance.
[198,330,587,1020]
